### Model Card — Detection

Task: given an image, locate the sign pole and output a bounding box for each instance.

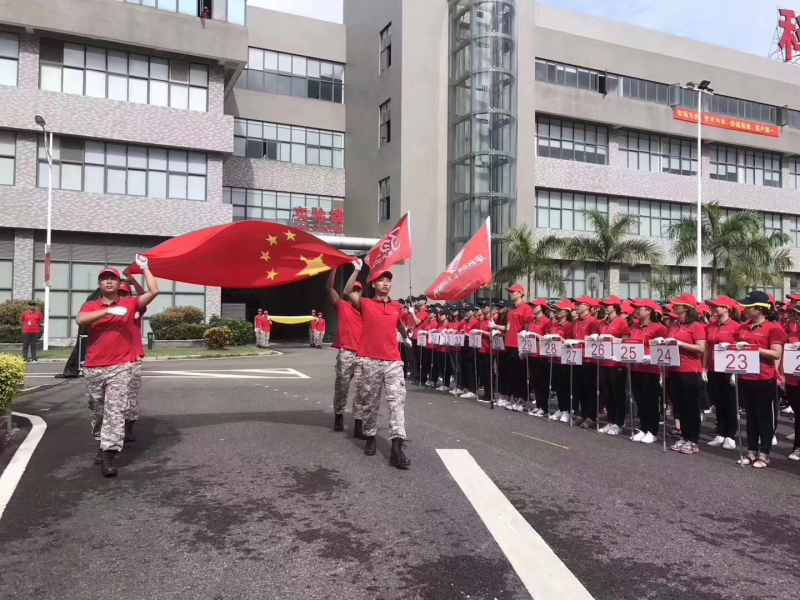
[418,341,423,387]
[525,351,531,413]
[548,356,554,421]
[569,363,574,428]
[734,373,745,468]
[474,345,478,400]
[596,360,601,434]
[661,366,667,453]
[627,363,635,441]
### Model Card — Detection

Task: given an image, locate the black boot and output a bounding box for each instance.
[334,413,344,431]
[389,438,411,469]
[364,436,377,456]
[124,420,136,443]
[94,445,103,465]
[353,419,366,440]
[101,450,118,477]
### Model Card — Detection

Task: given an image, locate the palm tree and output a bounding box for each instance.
[645,264,695,301]
[494,224,566,297]
[717,230,793,298]
[561,210,663,295]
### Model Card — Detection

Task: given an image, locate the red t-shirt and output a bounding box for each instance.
[413,309,429,341]
[255,315,263,331]
[262,315,271,333]
[572,314,599,363]
[333,301,362,352]
[479,317,492,354]
[629,322,669,374]
[527,315,551,336]
[505,303,534,348]
[598,316,630,367]
[785,322,800,387]
[705,318,742,371]
[669,321,707,374]
[357,297,402,361]
[548,320,572,364]
[21,311,44,334]
[81,296,141,368]
[736,320,786,382]
[315,317,326,333]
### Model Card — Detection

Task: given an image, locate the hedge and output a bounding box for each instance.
[0,299,45,327]
[0,353,26,413]
[0,325,22,343]
[208,316,255,346]
[150,323,210,341]
[204,326,233,349]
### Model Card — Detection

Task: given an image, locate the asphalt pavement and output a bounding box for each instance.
[1,348,799,600]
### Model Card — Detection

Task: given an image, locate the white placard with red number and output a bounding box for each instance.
[491,335,506,351]
[518,334,538,356]
[614,342,644,363]
[651,342,681,367]
[783,346,800,375]
[431,333,441,345]
[561,345,583,365]
[714,346,760,375]
[469,332,482,348]
[417,331,428,347]
[454,333,466,347]
[540,339,562,358]
[585,340,613,361]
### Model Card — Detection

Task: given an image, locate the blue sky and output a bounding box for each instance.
[248,0,783,58]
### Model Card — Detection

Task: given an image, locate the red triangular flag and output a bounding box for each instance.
[425,218,492,301]
[127,221,353,288]
[365,212,413,282]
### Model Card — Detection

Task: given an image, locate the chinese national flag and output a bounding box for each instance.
[425,218,492,301]
[127,221,353,288]
[365,212,412,282]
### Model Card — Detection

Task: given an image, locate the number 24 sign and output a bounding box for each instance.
[714,348,760,375]
[651,343,681,367]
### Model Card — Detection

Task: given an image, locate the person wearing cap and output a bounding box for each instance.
[407,296,428,384]
[446,305,466,395]
[596,296,631,436]
[475,304,495,402]
[697,303,712,325]
[663,294,707,455]
[20,300,43,363]
[421,308,438,387]
[629,300,669,443]
[254,308,265,348]
[493,302,512,406]
[490,285,534,410]
[78,258,159,477]
[327,268,364,435]
[344,261,412,469]
[526,299,551,417]
[735,291,786,468]
[309,310,318,347]
[547,300,575,423]
[704,296,743,450]
[261,309,271,347]
[571,295,601,428]
[783,303,800,461]
[313,310,326,348]
[429,309,447,390]
[459,305,480,399]
[118,271,147,445]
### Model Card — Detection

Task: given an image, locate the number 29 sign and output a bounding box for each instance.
[714,346,760,375]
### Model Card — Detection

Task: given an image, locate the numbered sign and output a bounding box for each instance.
[651,342,681,367]
[561,346,583,366]
[469,332,482,348]
[784,347,800,375]
[417,331,428,347]
[614,341,644,363]
[714,347,760,375]
[431,333,441,345]
[518,334,538,356]
[540,339,562,358]
[585,340,613,361]
[491,335,506,351]
[454,333,466,347]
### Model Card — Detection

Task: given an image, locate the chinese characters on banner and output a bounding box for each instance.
[779,9,800,62]
[292,206,345,235]
[673,108,781,139]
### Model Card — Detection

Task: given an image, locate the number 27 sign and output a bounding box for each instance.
[714,347,760,375]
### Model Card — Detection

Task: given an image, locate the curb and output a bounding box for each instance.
[0,413,47,520]
[28,350,283,363]
[18,380,71,396]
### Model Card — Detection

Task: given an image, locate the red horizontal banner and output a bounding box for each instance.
[673,108,780,138]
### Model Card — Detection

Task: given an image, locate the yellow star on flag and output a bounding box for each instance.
[260,251,271,262]
[266,235,278,246]
[266,269,278,281]
[284,230,297,242]
[297,254,330,277]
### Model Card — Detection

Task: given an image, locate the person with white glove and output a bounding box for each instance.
[704,297,742,449]
[546,299,575,422]
[651,337,665,345]
[597,296,632,436]
[76,259,160,478]
[664,337,683,347]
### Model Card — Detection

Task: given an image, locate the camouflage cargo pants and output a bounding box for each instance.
[333,349,358,415]
[125,359,143,421]
[85,362,133,452]
[355,358,406,439]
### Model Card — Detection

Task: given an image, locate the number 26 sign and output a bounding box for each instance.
[714,346,760,375]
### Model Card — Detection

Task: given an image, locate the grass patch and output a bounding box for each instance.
[35,345,278,360]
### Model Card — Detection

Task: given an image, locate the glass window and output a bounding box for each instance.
[380,24,392,73]
[710,143,781,187]
[535,59,599,91]
[619,130,697,176]
[169,174,187,199]
[40,64,62,92]
[148,171,167,198]
[379,177,390,222]
[108,74,128,101]
[0,130,15,186]
[380,100,391,147]
[618,199,696,238]
[129,54,149,78]
[170,83,189,109]
[107,168,126,194]
[129,77,148,103]
[241,47,344,104]
[536,190,609,232]
[233,118,344,169]
[537,117,608,165]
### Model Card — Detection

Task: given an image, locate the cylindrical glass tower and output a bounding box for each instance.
[447,0,517,269]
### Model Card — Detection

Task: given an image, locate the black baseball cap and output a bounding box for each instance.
[739,290,771,309]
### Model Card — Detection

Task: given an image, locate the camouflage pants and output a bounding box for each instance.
[313,331,324,346]
[126,360,143,421]
[355,358,406,439]
[85,362,133,452]
[256,330,270,347]
[333,349,359,415]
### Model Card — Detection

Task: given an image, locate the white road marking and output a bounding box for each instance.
[436,449,594,600]
[0,413,47,521]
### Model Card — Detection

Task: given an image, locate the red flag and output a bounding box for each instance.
[127,221,353,288]
[425,218,492,301]
[365,212,412,282]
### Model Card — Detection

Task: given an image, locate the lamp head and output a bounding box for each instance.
[34,115,46,128]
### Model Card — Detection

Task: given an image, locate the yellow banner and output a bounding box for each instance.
[267,316,317,325]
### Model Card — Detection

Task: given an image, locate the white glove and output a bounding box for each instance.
[651,337,664,345]
[787,342,800,351]
[716,342,730,351]
[730,374,736,387]
[640,355,652,364]
[545,334,562,341]
[107,306,128,317]
[735,341,749,350]
[403,338,413,348]
[135,254,149,269]
[352,258,363,272]
[491,330,501,337]
[564,339,579,347]
[702,369,708,383]
[588,333,599,341]
[408,306,415,315]
[488,321,498,330]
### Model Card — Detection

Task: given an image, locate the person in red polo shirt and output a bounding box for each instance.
[118,274,146,446]
[327,267,364,435]
[735,291,786,468]
[784,304,800,462]
[20,301,44,363]
[597,296,631,436]
[629,299,669,443]
[344,260,412,469]
[254,308,264,347]
[261,309,271,346]
[309,310,317,347]
[490,285,534,409]
[571,295,601,428]
[78,257,159,477]
[527,298,551,417]
[410,296,430,385]
[547,300,574,423]
[314,311,326,348]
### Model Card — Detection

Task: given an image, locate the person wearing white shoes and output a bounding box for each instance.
[629,300,669,444]
[547,300,575,424]
[526,299,552,417]
[782,302,800,461]
[597,296,631,436]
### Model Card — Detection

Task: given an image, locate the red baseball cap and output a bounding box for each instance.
[670,293,698,308]
[119,282,131,294]
[372,271,393,281]
[787,293,800,302]
[530,298,549,308]
[553,299,576,311]
[631,299,663,314]
[697,303,712,316]
[98,267,121,280]
[507,284,525,294]
[767,293,775,305]
[353,281,363,290]
[620,300,634,315]
[573,295,600,307]
[600,295,622,306]
[707,295,736,310]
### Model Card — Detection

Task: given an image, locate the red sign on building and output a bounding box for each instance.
[673,108,782,138]
[779,9,800,62]
[293,207,344,235]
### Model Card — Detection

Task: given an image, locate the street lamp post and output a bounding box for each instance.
[35,115,53,351]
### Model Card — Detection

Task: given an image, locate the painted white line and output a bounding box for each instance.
[436,449,594,600]
[0,413,47,521]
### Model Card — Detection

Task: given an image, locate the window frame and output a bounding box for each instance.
[379,177,390,222]
[535,189,609,232]
[233,118,344,168]
[709,143,782,188]
[619,130,698,176]
[0,129,16,187]
[0,32,20,88]
[379,99,391,147]
[380,23,392,73]
[618,198,696,238]
[536,116,609,165]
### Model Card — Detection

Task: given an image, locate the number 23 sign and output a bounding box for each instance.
[714,347,760,375]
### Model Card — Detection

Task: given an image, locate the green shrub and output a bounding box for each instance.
[150,306,206,338]
[0,299,44,327]
[152,324,210,340]
[0,325,22,343]
[0,354,26,413]
[208,317,255,346]
[204,326,233,349]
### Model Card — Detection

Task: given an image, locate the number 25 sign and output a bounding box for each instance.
[714,346,760,375]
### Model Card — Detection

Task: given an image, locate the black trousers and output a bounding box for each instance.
[432,351,446,385]
[574,364,597,420]
[507,350,529,401]
[531,358,550,411]
[707,371,737,439]
[461,348,477,393]
[448,352,462,388]
[666,372,702,443]
[740,378,776,455]
[478,353,491,399]
[553,363,572,413]
[786,384,800,451]
[498,351,511,396]
[631,371,661,435]
[22,333,39,360]
[420,347,431,385]
[601,366,628,427]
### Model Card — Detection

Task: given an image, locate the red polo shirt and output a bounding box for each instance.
[598,316,630,367]
[315,317,326,333]
[669,321,707,374]
[505,302,534,348]
[705,318,742,371]
[262,315,271,333]
[81,296,141,368]
[572,314,599,364]
[357,297,403,361]
[479,317,492,354]
[548,320,572,364]
[21,311,44,335]
[736,320,786,382]
[255,315,263,331]
[333,301,362,352]
[785,322,800,387]
[629,322,669,374]
[413,309,429,341]
[527,314,551,336]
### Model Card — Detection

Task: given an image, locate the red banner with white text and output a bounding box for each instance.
[673,108,781,138]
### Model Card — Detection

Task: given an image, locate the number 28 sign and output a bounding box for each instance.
[714,346,760,375]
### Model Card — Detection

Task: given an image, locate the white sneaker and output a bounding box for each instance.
[722,437,737,450]
[460,391,476,399]
[550,410,563,421]
[707,435,725,447]
[632,430,646,442]
[477,398,490,404]
[513,404,524,412]
[703,408,712,414]
[788,433,795,442]
[559,412,570,424]
[449,388,459,395]
[789,449,800,461]
[534,408,546,417]
[642,432,657,444]
[599,424,611,434]
[496,398,508,407]
[772,436,778,446]
[454,389,464,395]
[781,406,794,415]
[607,424,620,436]
[436,385,448,392]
